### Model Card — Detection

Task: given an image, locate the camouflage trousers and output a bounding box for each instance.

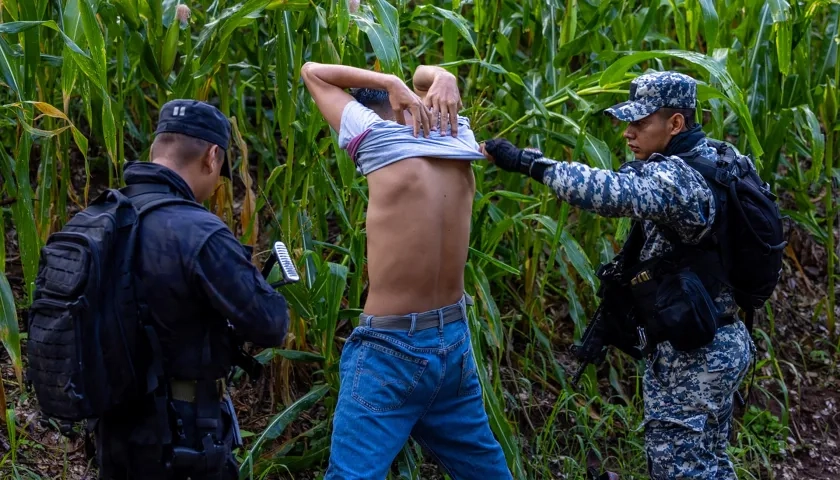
[643,320,754,480]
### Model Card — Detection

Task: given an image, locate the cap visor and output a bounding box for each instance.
[603,101,660,122]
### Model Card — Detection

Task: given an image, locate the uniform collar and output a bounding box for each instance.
[663,124,706,157]
[122,161,198,202]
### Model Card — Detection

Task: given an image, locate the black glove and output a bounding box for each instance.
[483,138,553,183]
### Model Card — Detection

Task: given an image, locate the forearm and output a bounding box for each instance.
[194,231,290,347]
[541,161,640,218]
[541,160,715,235]
[483,138,713,227]
[413,65,455,93]
[301,62,398,92]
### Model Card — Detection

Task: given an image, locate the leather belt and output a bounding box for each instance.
[359,294,473,331]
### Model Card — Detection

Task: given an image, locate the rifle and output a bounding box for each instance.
[229,241,300,382]
[569,261,643,387]
[570,303,646,386]
[569,304,609,386]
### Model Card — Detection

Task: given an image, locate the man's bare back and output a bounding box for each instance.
[300,61,484,316]
[363,156,475,315]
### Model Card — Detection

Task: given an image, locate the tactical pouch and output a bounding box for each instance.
[630,268,719,352]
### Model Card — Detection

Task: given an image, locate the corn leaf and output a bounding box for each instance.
[768,0,793,75]
[352,11,401,75]
[0,271,21,385]
[793,106,825,182]
[0,36,21,101]
[696,0,719,51]
[239,383,330,477]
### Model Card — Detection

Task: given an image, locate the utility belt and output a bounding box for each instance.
[624,257,734,355]
[162,376,240,480]
[595,249,737,357]
[169,378,226,403]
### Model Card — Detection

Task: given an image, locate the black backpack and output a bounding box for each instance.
[26,183,199,423]
[676,139,787,332]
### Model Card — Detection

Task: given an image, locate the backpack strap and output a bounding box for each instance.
[119,185,210,446]
[669,149,734,287]
[123,186,229,472]
[622,221,645,267]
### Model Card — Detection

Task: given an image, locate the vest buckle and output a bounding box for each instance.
[630,270,651,286]
[636,326,648,350]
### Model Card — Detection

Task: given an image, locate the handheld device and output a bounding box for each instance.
[272,241,300,285]
[260,241,300,286]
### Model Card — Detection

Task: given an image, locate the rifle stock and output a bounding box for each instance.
[570,258,644,386]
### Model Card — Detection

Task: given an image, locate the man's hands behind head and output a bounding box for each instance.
[386,76,432,138]
[422,71,462,137]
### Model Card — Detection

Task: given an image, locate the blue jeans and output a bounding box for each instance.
[325,295,512,480]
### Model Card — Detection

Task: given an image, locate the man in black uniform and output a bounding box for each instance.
[94,100,291,479]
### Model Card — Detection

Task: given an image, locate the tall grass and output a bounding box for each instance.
[1,0,837,478]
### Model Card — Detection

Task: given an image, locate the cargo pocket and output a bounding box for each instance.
[644,413,707,458]
[458,350,481,397]
[644,413,708,479]
[352,342,427,413]
[645,412,707,433]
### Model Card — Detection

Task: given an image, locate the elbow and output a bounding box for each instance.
[255,318,288,348]
[300,61,320,82]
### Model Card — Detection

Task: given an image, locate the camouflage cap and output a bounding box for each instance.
[604,71,697,122]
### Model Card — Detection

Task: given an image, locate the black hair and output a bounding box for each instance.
[657,107,697,129]
[350,88,391,109]
[151,132,224,166]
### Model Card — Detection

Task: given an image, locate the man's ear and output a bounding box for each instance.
[203,145,220,173]
[668,113,685,135]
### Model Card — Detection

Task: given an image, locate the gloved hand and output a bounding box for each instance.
[482,138,552,183]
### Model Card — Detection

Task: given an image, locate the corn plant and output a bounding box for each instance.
[1,0,839,478]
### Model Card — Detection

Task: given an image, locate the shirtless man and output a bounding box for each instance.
[300,62,512,479]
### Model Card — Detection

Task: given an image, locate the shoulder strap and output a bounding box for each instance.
[117,185,204,394]
[120,183,205,215]
[621,221,645,269]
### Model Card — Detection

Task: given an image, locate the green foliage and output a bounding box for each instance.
[743,406,788,459]
[0,0,837,478]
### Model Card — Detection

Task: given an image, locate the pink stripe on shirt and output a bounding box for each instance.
[347,128,372,164]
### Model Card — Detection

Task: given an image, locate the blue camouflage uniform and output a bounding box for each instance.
[95,101,290,480]
[485,72,754,479]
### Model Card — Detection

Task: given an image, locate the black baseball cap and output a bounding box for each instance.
[154,99,232,178]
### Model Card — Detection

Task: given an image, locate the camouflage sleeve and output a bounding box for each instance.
[540,155,716,243]
[191,228,290,347]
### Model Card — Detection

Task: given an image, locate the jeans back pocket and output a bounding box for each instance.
[352,342,428,412]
